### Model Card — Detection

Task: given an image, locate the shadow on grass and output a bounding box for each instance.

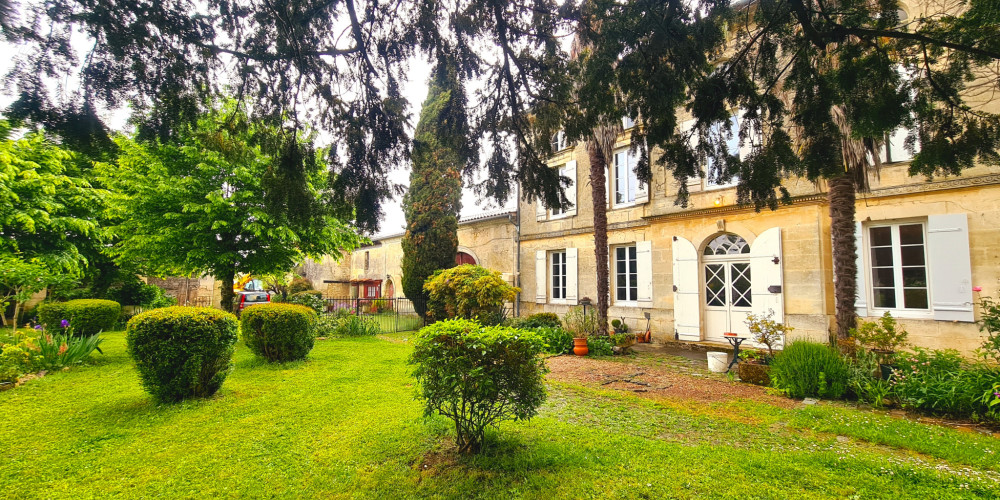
[233,356,309,371]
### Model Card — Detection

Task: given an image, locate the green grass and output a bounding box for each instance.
[1,332,998,499]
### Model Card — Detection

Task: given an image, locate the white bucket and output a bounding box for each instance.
[706,351,730,373]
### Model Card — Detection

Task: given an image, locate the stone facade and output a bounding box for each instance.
[519,128,1000,356]
[146,276,221,308]
[306,212,519,300]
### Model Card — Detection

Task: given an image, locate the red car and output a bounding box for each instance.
[236,291,271,315]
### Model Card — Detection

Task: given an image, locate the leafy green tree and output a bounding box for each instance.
[0,125,106,275]
[0,257,73,331]
[401,57,476,314]
[97,105,362,312]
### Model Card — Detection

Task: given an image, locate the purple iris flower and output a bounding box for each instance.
[60,319,70,328]
[33,325,43,330]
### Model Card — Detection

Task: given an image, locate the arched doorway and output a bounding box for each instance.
[455,251,477,266]
[702,233,752,342]
[384,277,395,298]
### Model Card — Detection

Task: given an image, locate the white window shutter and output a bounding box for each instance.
[535,199,546,222]
[564,160,577,216]
[928,214,974,322]
[535,250,547,304]
[854,222,869,317]
[749,227,784,325]
[565,248,579,305]
[672,236,701,341]
[637,241,653,307]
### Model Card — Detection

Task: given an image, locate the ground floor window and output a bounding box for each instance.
[551,250,566,300]
[868,222,929,310]
[614,245,638,302]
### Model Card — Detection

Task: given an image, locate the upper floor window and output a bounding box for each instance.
[551,163,574,218]
[614,245,638,303]
[706,114,746,189]
[550,131,568,153]
[622,116,635,130]
[868,222,929,310]
[613,148,639,206]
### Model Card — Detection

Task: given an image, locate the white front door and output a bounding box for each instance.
[703,260,752,342]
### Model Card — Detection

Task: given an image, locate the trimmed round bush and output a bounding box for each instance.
[240,303,317,362]
[125,307,239,403]
[522,312,562,329]
[770,341,849,399]
[38,299,122,336]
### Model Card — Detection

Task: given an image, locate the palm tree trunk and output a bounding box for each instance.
[829,174,857,340]
[589,146,610,337]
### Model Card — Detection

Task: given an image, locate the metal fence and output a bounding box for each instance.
[323,297,427,333]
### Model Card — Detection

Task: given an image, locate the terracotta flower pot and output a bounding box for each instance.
[573,338,589,356]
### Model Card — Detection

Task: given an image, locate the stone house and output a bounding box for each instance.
[307,211,519,301]
[519,109,999,356]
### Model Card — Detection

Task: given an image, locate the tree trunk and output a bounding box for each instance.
[589,147,610,337]
[829,174,858,340]
[219,269,237,314]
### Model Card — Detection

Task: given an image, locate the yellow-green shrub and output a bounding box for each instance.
[240,303,317,362]
[423,265,518,324]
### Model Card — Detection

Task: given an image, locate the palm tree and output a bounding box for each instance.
[586,120,623,337]
[827,105,883,340]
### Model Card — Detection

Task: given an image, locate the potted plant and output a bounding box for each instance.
[564,303,598,356]
[851,312,908,379]
[736,349,771,385]
[739,310,793,384]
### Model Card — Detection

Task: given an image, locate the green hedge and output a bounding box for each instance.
[240,303,317,362]
[38,299,122,336]
[125,307,239,403]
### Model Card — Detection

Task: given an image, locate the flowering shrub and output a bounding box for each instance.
[890,348,1000,422]
[38,299,121,336]
[126,306,239,402]
[977,297,1000,364]
[0,324,103,385]
[410,319,547,454]
[240,303,317,362]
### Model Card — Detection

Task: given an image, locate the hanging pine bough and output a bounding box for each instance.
[2,0,577,233]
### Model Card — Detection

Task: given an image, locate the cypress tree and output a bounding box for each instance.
[401,57,476,315]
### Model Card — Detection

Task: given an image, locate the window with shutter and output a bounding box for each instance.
[613,244,639,305]
[859,215,972,321]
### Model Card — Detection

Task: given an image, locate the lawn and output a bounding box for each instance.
[1,332,998,499]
